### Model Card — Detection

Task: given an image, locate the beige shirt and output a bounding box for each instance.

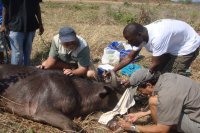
[49,34,91,67]
[153,73,200,125]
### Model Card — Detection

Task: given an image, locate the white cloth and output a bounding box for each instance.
[98,87,136,125]
[144,19,200,56]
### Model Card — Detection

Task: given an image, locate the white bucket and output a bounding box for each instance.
[101,48,120,65]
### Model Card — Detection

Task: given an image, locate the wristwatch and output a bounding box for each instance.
[130,125,140,133]
[130,125,136,131]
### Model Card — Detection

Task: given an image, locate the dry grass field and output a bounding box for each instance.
[1,0,200,132]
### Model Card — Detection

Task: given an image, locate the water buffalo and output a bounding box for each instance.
[0,64,122,132]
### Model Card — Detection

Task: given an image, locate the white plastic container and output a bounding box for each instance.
[101,48,120,65]
[97,64,114,76]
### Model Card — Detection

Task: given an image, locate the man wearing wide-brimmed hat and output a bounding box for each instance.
[37,27,95,78]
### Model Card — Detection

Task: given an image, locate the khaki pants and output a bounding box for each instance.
[160,47,199,76]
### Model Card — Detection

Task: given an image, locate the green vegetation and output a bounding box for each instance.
[1,1,200,133]
[108,8,137,23]
[42,1,200,27]
[33,1,200,65]
[26,129,35,133]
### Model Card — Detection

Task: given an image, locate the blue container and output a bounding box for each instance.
[98,67,104,76]
[120,64,142,76]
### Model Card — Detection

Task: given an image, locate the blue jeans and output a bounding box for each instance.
[0,26,4,52]
[9,31,35,65]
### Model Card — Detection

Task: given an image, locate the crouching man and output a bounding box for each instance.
[37,27,96,79]
[118,69,200,133]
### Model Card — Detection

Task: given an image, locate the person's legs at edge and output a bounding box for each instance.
[171,48,199,76]
[161,47,199,76]
[9,31,24,65]
[23,31,35,66]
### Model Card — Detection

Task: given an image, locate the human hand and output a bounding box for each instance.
[125,111,150,123]
[118,118,140,132]
[117,118,132,131]
[102,70,111,82]
[38,25,44,35]
[120,78,130,88]
[36,64,45,69]
[124,113,141,123]
[0,25,6,32]
[63,68,73,76]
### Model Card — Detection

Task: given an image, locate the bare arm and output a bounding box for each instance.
[38,56,76,70]
[126,110,151,122]
[63,66,88,76]
[38,57,57,69]
[136,124,171,133]
[113,50,140,72]
[149,56,162,73]
[118,119,171,133]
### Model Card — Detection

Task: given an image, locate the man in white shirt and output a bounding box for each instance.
[113,19,200,76]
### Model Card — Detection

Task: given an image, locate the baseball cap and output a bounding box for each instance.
[129,68,154,87]
[59,27,77,43]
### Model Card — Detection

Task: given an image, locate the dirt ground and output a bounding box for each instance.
[1,0,200,133]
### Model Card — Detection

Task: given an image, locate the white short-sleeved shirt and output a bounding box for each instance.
[144,19,200,56]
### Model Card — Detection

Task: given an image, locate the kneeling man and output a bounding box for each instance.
[118,69,200,133]
[38,27,95,78]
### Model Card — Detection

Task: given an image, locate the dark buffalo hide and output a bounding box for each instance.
[0,65,121,132]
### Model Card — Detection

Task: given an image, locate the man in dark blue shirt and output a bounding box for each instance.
[1,0,44,65]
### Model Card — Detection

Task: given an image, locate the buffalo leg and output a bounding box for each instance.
[33,111,83,132]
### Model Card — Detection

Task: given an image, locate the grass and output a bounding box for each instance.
[32,1,200,67]
[32,1,200,69]
[108,7,137,24]
[1,0,200,132]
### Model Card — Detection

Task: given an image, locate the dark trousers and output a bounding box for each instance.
[159,47,199,76]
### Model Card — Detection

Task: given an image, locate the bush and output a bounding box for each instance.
[138,7,152,24]
[108,9,137,24]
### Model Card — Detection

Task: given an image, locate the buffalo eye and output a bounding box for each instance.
[99,86,113,98]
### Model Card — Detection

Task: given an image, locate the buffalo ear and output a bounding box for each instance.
[99,86,113,98]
